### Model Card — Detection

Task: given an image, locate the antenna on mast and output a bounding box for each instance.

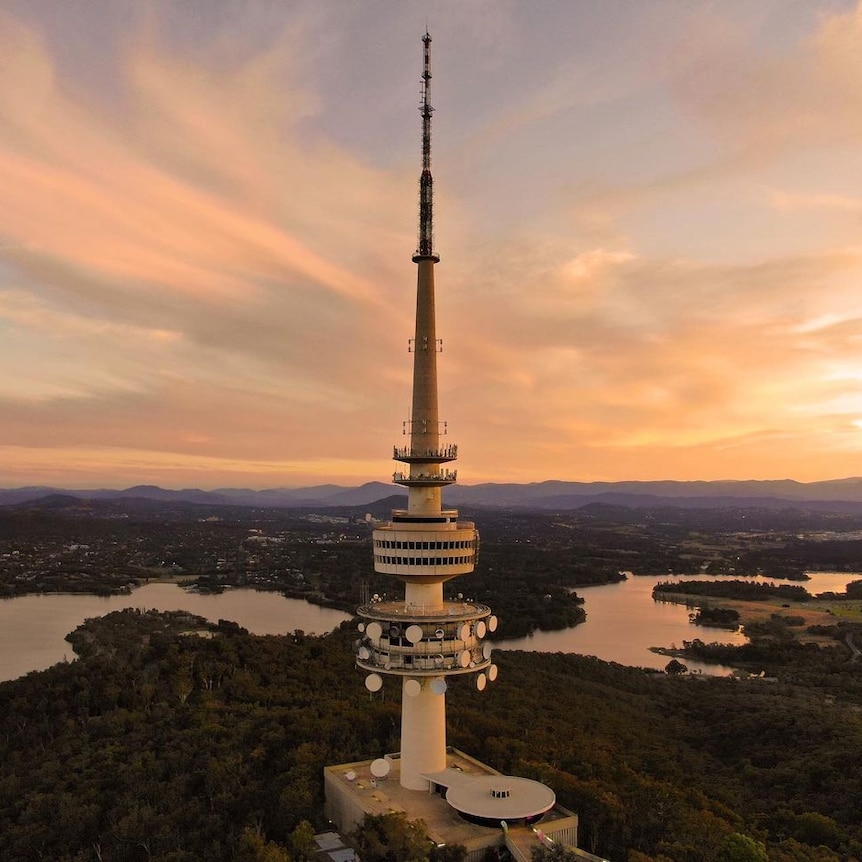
[414,29,438,262]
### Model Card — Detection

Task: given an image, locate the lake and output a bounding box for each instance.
[500,571,859,675]
[0,583,351,683]
[0,572,857,683]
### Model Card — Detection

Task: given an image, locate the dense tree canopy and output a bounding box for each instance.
[1,600,861,861]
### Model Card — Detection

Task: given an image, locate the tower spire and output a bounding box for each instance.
[414,29,438,262]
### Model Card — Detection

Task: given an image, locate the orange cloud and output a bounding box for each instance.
[2,3,862,487]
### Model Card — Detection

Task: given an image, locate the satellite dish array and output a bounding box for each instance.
[359,614,499,695]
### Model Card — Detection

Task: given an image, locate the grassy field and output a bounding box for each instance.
[659,590,862,646]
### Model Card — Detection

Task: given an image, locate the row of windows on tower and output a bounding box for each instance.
[374,539,473,550]
[375,555,472,567]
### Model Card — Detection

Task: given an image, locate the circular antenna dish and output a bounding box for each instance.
[405,624,423,644]
[430,678,447,695]
[345,770,357,781]
[458,623,471,641]
[357,646,370,661]
[435,628,445,639]
[364,673,383,692]
[459,650,471,668]
[370,758,391,779]
[482,642,492,660]
[357,622,365,632]
[476,621,487,638]
[488,664,498,681]
[404,678,421,697]
[434,654,444,666]
[366,622,382,640]
[389,624,402,638]
[476,673,487,691]
[488,615,498,633]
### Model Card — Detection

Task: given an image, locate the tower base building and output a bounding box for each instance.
[324,750,581,862]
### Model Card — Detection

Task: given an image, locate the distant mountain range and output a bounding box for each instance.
[5,478,862,512]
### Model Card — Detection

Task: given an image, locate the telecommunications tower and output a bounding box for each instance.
[354,31,499,792]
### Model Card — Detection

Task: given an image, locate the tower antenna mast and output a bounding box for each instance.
[416,29,436,261]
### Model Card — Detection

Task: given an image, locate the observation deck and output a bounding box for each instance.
[393,444,458,464]
[372,521,478,579]
[393,470,457,487]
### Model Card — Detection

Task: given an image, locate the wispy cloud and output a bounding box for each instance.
[1,1,861,486]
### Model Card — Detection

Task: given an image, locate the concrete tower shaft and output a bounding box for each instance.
[406,258,443,516]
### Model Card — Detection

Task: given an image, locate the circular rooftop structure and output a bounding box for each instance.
[357,599,490,623]
[445,774,556,826]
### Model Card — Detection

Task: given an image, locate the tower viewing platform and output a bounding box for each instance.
[393,444,458,463]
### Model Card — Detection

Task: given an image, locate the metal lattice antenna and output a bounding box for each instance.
[414,30,438,261]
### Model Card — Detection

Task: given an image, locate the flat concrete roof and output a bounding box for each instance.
[325,749,572,850]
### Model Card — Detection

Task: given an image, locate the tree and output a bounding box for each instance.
[288,820,317,861]
[350,812,432,862]
[235,826,292,862]
[429,843,467,862]
[716,832,768,862]
[530,843,580,861]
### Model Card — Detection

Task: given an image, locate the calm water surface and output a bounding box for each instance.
[500,571,859,675]
[0,583,350,683]
[1,572,857,683]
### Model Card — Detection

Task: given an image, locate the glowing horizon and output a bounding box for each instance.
[2,1,862,489]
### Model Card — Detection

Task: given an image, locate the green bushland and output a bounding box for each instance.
[654,580,811,602]
[1,609,861,861]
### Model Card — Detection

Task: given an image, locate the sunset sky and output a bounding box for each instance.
[2,0,862,489]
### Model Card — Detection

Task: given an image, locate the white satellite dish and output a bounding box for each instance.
[405,624,423,644]
[370,758,391,779]
[430,678,447,695]
[345,770,357,781]
[435,628,445,639]
[476,673,487,691]
[458,623,471,641]
[482,642,492,660]
[476,620,487,638]
[366,622,383,640]
[458,650,471,668]
[357,622,365,632]
[365,673,383,692]
[488,615,498,633]
[404,678,421,697]
[358,646,370,661]
[488,664,498,681]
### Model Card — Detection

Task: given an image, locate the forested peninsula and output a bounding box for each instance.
[1,608,861,861]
